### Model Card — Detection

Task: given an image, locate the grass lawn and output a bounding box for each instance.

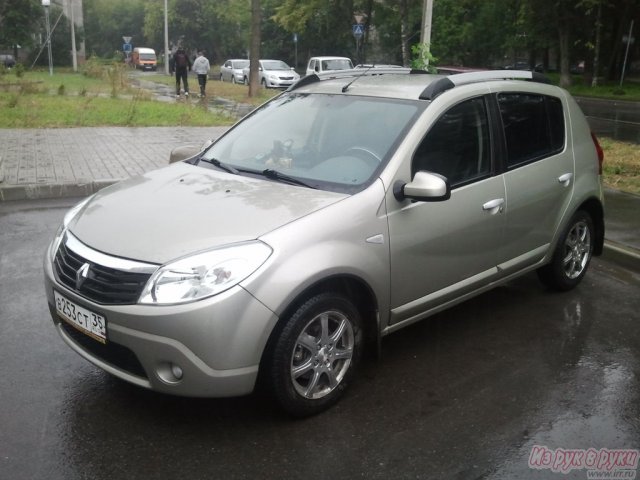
[601,138,640,194]
[0,68,233,128]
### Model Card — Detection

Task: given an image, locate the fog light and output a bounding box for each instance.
[171,364,183,380]
[157,362,184,384]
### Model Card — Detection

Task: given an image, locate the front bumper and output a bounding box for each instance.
[44,248,279,398]
[266,77,298,88]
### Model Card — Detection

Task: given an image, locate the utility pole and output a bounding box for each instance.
[420,0,433,65]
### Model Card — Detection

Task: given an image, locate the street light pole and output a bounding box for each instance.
[70,0,77,72]
[164,0,170,75]
[42,0,53,76]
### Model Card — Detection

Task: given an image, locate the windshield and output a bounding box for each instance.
[140,53,156,60]
[322,59,353,71]
[232,60,249,69]
[262,60,291,70]
[200,93,423,194]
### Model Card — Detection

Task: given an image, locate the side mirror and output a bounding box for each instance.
[169,139,213,164]
[393,171,451,202]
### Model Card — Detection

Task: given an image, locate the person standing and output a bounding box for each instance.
[192,51,211,98]
[173,47,191,97]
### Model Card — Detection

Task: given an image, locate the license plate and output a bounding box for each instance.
[54,291,107,344]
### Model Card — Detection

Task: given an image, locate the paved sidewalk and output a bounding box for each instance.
[0,127,225,201]
[0,126,638,270]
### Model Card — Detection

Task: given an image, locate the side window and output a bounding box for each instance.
[412,97,491,186]
[497,93,565,168]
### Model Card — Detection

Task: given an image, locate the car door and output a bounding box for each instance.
[386,96,506,326]
[494,92,574,272]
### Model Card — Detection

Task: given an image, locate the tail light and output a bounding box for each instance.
[590,132,604,175]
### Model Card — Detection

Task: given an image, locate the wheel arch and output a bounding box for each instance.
[577,196,605,256]
[258,274,380,378]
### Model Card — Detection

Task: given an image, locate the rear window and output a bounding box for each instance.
[497,93,565,168]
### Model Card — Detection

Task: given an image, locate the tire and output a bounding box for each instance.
[219,73,224,82]
[261,78,267,88]
[231,76,236,84]
[266,292,363,417]
[244,76,249,86]
[537,210,594,291]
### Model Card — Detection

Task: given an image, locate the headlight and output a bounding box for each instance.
[139,241,272,305]
[49,196,92,258]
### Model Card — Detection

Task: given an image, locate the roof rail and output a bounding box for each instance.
[288,67,428,92]
[419,69,551,100]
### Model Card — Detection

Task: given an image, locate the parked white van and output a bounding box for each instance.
[132,47,157,71]
[306,56,353,76]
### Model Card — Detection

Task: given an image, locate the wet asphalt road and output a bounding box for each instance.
[575,97,640,144]
[1,198,639,480]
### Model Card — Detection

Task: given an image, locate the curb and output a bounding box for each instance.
[602,240,640,273]
[0,179,122,202]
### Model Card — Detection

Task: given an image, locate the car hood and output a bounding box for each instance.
[265,69,298,76]
[68,162,347,264]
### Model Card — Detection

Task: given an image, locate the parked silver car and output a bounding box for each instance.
[219,59,249,83]
[243,59,300,88]
[44,70,605,416]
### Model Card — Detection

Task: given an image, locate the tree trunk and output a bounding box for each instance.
[591,0,602,87]
[558,27,572,88]
[248,0,261,97]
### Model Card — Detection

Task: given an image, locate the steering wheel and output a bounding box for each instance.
[343,146,381,168]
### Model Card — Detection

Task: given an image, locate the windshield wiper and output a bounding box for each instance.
[199,157,239,175]
[261,169,316,189]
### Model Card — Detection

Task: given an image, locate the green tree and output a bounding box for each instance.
[0,0,41,59]
[84,0,145,57]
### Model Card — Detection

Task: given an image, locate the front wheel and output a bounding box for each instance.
[537,210,594,291]
[265,292,363,417]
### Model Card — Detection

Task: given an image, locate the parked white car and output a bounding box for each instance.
[242,59,300,88]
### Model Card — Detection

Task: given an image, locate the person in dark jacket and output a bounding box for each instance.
[173,47,192,97]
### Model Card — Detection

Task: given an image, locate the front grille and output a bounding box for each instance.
[53,237,152,305]
[60,321,148,379]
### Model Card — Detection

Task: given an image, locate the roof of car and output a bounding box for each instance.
[290,69,554,101]
[309,56,352,61]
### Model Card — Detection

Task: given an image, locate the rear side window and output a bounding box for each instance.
[497,93,565,168]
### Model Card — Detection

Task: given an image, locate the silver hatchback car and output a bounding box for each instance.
[44,69,605,416]
[219,58,249,83]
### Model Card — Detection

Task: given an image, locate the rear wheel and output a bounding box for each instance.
[537,210,594,291]
[266,292,363,417]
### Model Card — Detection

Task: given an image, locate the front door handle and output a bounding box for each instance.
[558,173,573,187]
[482,198,505,214]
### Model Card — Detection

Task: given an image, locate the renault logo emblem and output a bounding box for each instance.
[76,262,91,290]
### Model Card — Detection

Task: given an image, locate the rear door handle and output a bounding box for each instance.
[482,198,505,214]
[558,173,573,187]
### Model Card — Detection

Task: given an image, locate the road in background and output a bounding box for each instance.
[576,97,640,144]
